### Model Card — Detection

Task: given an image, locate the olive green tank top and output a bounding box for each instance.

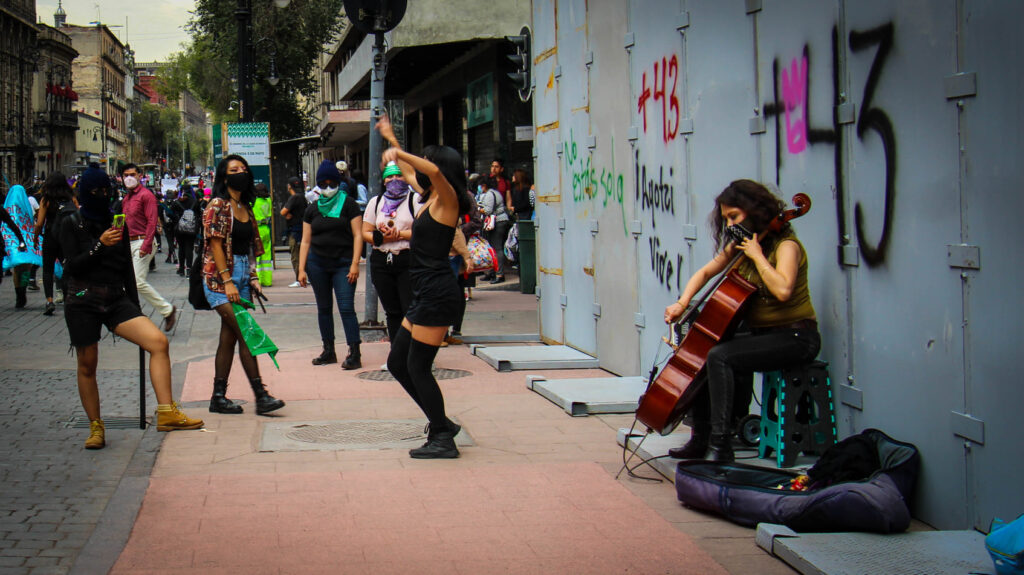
[734,230,816,328]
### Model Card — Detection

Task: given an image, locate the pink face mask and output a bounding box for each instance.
[123,176,139,189]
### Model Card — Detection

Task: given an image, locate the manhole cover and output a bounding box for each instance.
[286,421,424,445]
[357,368,471,382]
[260,419,473,451]
[65,415,147,429]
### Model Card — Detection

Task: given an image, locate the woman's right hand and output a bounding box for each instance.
[100,227,122,246]
[664,301,687,324]
[375,114,398,146]
[298,270,308,288]
[225,281,240,303]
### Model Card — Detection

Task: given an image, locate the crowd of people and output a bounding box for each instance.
[1,129,818,471]
[0,147,535,458]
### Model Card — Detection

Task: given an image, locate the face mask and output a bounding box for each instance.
[225,172,249,192]
[123,176,139,189]
[320,186,338,198]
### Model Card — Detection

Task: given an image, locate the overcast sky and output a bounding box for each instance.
[36,0,195,63]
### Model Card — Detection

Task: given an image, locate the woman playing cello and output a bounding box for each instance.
[663,180,820,462]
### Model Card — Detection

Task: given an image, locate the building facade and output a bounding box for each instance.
[32,23,79,179]
[0,0,38,189]
[61,24,128,172]
[311,0,533,188]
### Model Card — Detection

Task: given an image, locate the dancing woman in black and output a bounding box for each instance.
[376,115,474,459]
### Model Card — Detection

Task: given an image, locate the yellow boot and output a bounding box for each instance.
[156,402,204,431]
[85,419,105,449]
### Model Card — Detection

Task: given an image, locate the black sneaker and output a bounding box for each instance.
[43,301,56,316]
[489,275,505,284]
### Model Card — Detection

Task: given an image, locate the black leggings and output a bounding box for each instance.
[177,234,195,274]
[213,302,261,382]
[42,233,58,300]
[690,328,821,436]
[370,250,412,341]
[386,326,446,428]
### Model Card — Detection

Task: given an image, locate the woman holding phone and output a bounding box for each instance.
[58,164,203,449]
[201,155,285,416]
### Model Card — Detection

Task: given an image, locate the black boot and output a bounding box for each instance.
[668,424,710,459]
[249,377,285,415]
[706,433,735,463]
[209,377,243,414]
[15,287,27,309]
[312,340,337,365]
[340,342,361,370]
[410,421,460,459]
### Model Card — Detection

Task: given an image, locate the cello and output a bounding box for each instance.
[635,193,812,435]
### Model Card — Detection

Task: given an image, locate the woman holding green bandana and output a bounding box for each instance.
[299,159,364,369]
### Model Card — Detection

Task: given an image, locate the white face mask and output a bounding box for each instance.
[123,176,139,190]
[320,186,338,198]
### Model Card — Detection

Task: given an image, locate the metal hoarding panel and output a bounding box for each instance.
[958,0,1024,530]
[589,0,638,375]
[558,0,597,355]
[534,0,564,344]
[842,0,965,529]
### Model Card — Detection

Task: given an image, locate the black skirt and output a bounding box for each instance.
[405,267,462,327]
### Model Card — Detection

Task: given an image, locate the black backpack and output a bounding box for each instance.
[188,239,211,311]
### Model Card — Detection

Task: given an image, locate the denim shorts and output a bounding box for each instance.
[203,255,251,308]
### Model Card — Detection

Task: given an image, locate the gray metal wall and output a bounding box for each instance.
[531,0,1023,531]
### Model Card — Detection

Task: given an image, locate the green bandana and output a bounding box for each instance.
[317,189,347,218]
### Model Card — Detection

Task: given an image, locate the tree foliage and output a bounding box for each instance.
[135,102,182,158]
[159,0,347,140]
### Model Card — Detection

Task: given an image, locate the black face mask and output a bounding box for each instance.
[225,172,250,192]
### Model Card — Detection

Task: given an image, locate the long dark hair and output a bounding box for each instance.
[212,154,256,207]
[709,179,787,252]
[416,145,473,216]
[41,172,74,215]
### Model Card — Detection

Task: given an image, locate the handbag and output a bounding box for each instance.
[188,255,211,311]
[504,223,519,263]
[465,234,499,276]
[483,214,496,231]
[988,514,1024,575]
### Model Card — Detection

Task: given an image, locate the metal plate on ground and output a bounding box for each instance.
[357,368,471,382]
[259,419,473,452]
[66,415,147,429]
[756,526,994,575]
[527,376,648,416]
[472,345,599,372]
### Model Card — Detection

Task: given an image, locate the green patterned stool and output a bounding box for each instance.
[758,361,837,468]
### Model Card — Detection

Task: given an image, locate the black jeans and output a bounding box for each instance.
[41,233,58,299]
[690,327,821,436]
[177,234,195,274]
[369,250,412,341]
[486,219,511,276]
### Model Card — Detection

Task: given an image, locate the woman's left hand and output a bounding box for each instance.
[737,233,765,261]
[347,263,359,284]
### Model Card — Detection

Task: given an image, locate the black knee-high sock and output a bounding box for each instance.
[407,338,446,428]
[387,326,422,409]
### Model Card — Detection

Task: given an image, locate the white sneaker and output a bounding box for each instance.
[54,288,64,304]
[288,281,301,288]
[380,363,388,371]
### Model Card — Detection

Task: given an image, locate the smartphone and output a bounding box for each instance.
[112,214,125,229]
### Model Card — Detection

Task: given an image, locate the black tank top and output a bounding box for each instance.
[410,207,455,273]
[231,217,253,255]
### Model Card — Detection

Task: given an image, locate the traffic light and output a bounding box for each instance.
[505,26,532,102]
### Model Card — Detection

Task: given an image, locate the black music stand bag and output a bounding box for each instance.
[674,428,920,533]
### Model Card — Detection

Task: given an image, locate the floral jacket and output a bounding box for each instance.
[201,197,264,293]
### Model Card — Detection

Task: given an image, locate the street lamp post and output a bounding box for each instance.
[236,0,290,123]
